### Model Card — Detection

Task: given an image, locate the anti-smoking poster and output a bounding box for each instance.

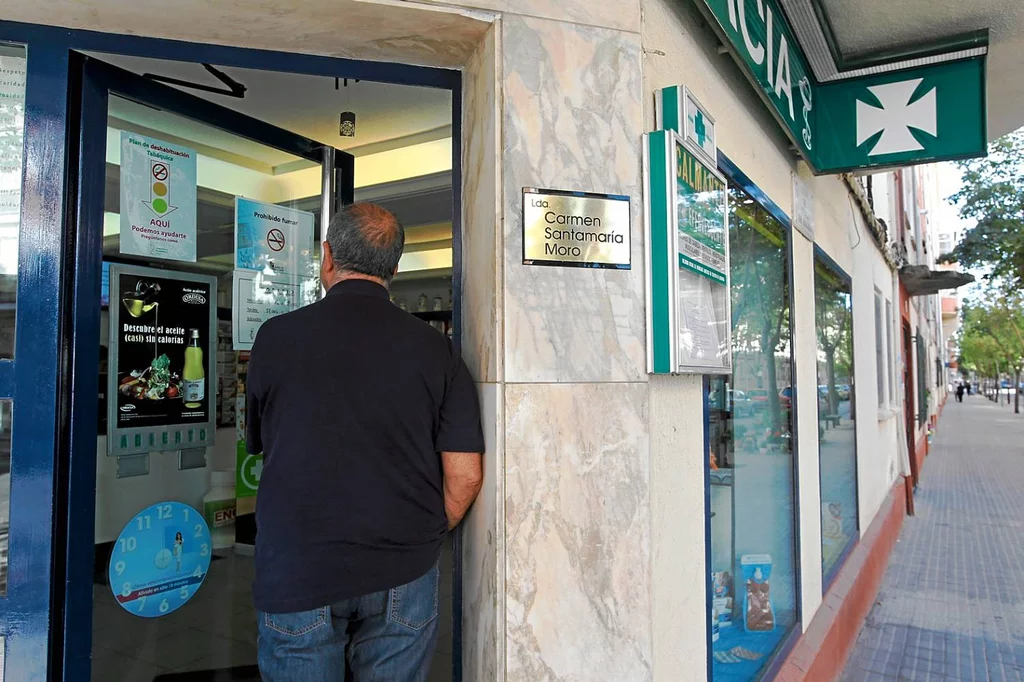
[232,196,318,351]
[108,265,217,457]
[119,132,198,263]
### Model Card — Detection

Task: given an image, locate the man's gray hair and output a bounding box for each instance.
[325,203,405,282]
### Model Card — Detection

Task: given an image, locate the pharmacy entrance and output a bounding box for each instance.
[0,24,463,681]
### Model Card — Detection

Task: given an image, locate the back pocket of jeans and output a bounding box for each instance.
[388,563,439,630]
[263,606,329,636]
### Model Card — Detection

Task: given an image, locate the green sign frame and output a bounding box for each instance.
[686,0,988,174]
[645,129,732,375]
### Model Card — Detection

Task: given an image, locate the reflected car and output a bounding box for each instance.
[708,389,755,417]
[837,384,851,400]
[779,386,793,408]
[732,390,754,417]
[747,389,769,405]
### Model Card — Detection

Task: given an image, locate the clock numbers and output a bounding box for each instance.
[110,501,211,619]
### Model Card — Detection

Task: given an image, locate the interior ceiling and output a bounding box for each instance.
[816,0,1024,138]
[94,53,453,159]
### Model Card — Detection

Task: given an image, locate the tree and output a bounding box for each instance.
[814,264,852,416]
[730,198,790,437]
[943,131,1024,289]
[957,290,1024,413]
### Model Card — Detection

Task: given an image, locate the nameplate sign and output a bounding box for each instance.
[522,188,631,269]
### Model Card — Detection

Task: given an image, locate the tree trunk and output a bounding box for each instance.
[826,348,838,414]
[761,323,784,440]
[1017,371,1021,415]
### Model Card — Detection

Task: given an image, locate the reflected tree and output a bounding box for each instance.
[729,193,791,436]
[814,264,852,416]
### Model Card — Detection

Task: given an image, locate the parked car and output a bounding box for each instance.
[708,388,755,417]
[732,390,754,417]
[747,389,769,404]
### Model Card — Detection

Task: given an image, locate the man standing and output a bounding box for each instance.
[246,203,484,682]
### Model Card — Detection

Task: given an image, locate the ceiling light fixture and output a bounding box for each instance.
[335,77,359,138]
[339,111,356,138]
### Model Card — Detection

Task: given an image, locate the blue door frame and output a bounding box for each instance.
[0,20,464,681]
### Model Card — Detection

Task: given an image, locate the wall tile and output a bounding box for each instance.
[505,382,652,682]
[461,23,503,383]
[463,382,504,682]
[501,15,646,383]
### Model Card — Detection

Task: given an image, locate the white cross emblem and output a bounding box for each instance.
[855,78,937,156]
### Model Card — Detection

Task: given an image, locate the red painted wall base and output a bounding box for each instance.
[773,479,908,682]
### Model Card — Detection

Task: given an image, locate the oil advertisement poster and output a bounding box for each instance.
[108,265,217,457]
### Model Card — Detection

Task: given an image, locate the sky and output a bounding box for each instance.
[931,161,986,301]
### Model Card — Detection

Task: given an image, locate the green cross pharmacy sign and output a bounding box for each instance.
[236,441,262,498]
[681,0,988,174]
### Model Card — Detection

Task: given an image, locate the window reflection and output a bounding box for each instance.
[816,257,858,581]
[709,186,798,681]
[0,43,27,360]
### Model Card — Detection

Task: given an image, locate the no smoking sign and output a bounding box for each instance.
[267,228,286,252]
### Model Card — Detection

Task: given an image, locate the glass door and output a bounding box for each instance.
[63,54,353,681]
[0,39,66,682]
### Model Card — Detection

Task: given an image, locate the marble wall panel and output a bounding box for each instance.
[505,382,652,682]
[408,0,641,33]
[463,382,505,682]
[461,22,503,383]
[501,16,646,384]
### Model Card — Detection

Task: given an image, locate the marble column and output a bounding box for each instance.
[498,12,652,682]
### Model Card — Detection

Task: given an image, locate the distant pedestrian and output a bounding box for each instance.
[966,381,972,396]
[956,383,965,403]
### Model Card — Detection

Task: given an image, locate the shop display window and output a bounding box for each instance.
[814,255,858,583]
[708,184,799,682]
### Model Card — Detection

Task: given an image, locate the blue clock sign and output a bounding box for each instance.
[109,501,212,618]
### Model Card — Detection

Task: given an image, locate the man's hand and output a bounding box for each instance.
[441,452,483,530]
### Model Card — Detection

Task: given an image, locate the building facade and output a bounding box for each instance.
[0,1,1005,681]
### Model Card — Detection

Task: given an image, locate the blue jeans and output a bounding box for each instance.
[257,561,440,682]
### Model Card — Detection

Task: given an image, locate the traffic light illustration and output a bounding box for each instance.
[145,160,178,217]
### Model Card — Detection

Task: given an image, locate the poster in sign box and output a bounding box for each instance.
[645,129,732,375]
[108,265,217,456]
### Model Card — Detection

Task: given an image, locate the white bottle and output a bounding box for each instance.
[203,470,236,550]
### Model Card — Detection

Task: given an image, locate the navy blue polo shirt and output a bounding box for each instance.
[246,279,484,614]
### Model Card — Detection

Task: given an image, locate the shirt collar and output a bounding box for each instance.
[325,279,391,299]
